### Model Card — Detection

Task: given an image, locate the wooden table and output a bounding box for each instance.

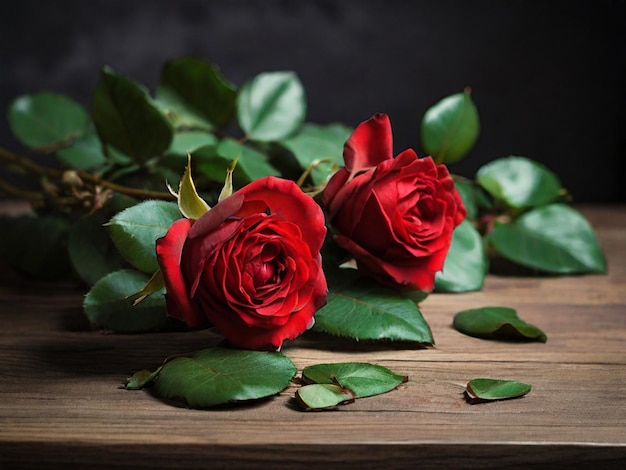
[1,205,625,469]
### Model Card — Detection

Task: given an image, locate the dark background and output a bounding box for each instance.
[1,0,624,202]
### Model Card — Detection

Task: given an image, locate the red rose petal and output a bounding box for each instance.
[238,177,326,253]
[155,218,208,328]
[343,113,393,176]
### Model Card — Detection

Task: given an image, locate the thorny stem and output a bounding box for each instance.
[0,146,174,202]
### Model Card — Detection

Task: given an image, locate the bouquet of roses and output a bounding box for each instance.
[0,58,606,409]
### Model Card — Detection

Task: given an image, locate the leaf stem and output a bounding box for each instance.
[0,146,174,201]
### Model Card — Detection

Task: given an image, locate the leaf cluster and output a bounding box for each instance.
[1,57,351,281]
[418,92,606,293]
[0,57,606,412]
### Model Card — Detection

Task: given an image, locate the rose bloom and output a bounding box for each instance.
[322,113,466,292]
[156,176,327,350]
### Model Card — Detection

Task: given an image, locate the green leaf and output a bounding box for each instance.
[435,220,487,293]
[125,367,162,390]
[92,66,173,164]
[68,211,126,285]
[453,177,479,220]
[106,200,181,273]
[237,71,306,141]
[56,126,108,170]
[280,123,353,185]
[420,90,480,164]
[295,384,355,411]
[0,214,72,280]
[466,378,532,404]
[302,363,407,398]
[312,276,434,344]
[208,138,280,183]
[488,204,606,274]
[83,269,169,332]
[154,347,297,408]
[453,306,547,342]
[156,57,237,129]
[476,156,564,210]
[7,92,91,149]
[167,131,218,156]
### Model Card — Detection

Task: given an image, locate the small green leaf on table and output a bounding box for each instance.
[106,200,181,273]
[435,220,487,293]
[154,347,297,408]
[125,367,163,390]
[8,92,90,149]
[295,384,355,411]
[420,89,480,164]
[302,362,407,398]
[453,306,547,342]
[237,71,306,142]
[466,378,532,404]
[488,204,607,274]
[476,156,563,210]
[312,276,434,344]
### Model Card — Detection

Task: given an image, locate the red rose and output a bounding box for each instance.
[156,176,327,350]
[322,113,466,291]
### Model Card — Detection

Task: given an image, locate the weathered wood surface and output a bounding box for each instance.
[1,205,625,469]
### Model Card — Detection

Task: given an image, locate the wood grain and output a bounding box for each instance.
[1,204,625,468]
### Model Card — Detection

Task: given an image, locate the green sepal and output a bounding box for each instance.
[174,156,211,220]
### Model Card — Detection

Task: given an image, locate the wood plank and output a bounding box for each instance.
[1,204,625,468]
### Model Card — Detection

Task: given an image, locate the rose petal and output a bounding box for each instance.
[155,218,208,328]
[334,233,437,291]
[184,219,244,297]
[238,177,326,253]
[188,192,244,239]
[343,113,393,175]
